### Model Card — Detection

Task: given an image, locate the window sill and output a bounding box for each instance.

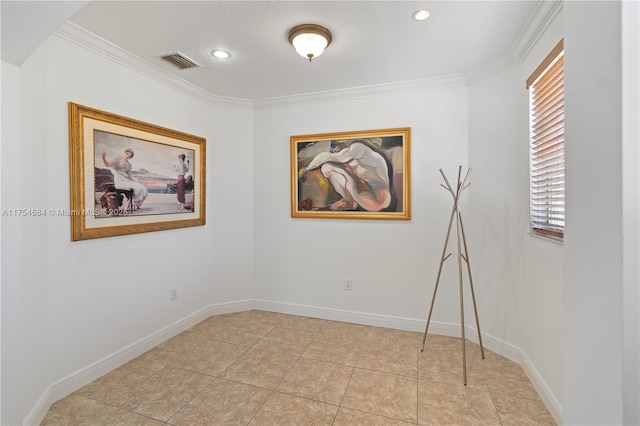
[527,231,564,245]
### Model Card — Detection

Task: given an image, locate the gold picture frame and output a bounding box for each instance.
[291,127,411,220]
[68,102,206,241]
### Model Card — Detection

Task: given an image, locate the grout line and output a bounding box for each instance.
[246,388,275,425]
[485,382,505,426]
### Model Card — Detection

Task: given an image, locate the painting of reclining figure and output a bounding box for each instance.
[291,128,410,220]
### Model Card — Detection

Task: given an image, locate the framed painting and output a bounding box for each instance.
[291,127,411,220]
[68,102,205,241]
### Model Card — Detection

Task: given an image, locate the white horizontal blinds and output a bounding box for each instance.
[527,40,564,239]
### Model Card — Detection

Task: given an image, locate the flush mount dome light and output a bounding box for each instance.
[288,23,332,62]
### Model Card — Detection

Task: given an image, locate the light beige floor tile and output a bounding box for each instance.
[121,352,174,377]
[493,393,557,425]
[421,334,482,357]
[40,394,107,426]
[155,329,206,352]
[302,339,363,366]
[366,327,421,350]
[194,310,278,334]
[418,380,500,425]
[77,404,164,426]
[481,351,541,400]
[144,346,212,373]
[357,344,418,377]
[319,321,371,340]
[418,346,486,389]
[312,331,367,348]
[236,310,293,328]
[112,365,212,421]
[147,334,248,377]
[198,343,249,376]
[168,378,271,425]
[217,310,312,334]
[190,311,276,344]
[268,312,328,332]
[302,346,359,367]
[250,391,338,425]
[189,322,267,346]
[277,357,354,404]
[224,309,276,321]
[75,359,166,403]
[190,312,245,330]
[240,310,329,336]
[420,334,455,349]
[334,407,415,425]
[226,309,264,321]
[216,315,278,336]
[341,368,417,423]
[150,331,212,357]
[221,348,298,389]
[253,326,315,356]
[241,309,282,320]
[302,328,367,366]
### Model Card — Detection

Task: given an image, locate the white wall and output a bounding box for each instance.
[468,9,564,417]
[622,1,640,423]
[563,1,623,424]
[1,33,255,424]
[1,60,24,426]
[253,85,469,325]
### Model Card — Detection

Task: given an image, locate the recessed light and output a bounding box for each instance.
[211,49,230,59]
[412,9,431,21]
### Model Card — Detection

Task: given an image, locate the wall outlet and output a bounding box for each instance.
[170,288,177,300]
[345,279,353,291]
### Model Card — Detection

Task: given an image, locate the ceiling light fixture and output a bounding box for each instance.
[412,9,431,21]
[288,24,332,62]
[211,49,230,59]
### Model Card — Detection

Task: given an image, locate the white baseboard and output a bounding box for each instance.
[24,299,253,426]
[521,351,563,424]
[254,299,428,332]
[23,387,52,426]
[25,298,561,425]
[254,299,522,361]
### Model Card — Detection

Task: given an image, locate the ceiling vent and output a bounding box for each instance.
[161,52,200,70]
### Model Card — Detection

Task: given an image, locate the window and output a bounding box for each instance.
[527,40,564,239]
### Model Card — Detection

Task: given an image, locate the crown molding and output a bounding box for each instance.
[54,21,465,111]
[54,22,253,110]
[253,74,467,110]
[55,1,561,110]
[465,0,563,84]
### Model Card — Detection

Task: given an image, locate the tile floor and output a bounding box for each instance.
[42,310,556,425]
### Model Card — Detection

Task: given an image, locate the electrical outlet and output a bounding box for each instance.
[170,288,177,300]
[345,279,353,291]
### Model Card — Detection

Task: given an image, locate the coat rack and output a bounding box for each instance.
[421,166,485,385]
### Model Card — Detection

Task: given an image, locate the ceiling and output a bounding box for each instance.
[2,1,544,101]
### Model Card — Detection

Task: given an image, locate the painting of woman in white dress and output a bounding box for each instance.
[94,130,194,217]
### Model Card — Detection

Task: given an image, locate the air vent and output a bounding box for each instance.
[161,52,200,70]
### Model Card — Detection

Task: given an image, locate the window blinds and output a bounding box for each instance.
[527,40,564,239]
